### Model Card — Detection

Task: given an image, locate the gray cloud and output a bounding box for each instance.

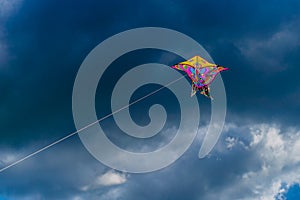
[236,19,300,72]
[1,122,299,199]
[0,0,22,17]
[107,123,300,200]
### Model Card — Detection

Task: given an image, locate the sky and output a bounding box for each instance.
[0,0,300,199]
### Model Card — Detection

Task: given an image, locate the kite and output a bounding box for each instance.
[171,55,228,98]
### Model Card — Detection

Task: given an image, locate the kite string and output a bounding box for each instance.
[0,75,187,173]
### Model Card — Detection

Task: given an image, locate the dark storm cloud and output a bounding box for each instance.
[1,0,299,146]
[0,0,141,144]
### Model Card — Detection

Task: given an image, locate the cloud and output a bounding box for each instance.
[81,170,127,191]
[0,0,22,18]
[1,0,300,199]
[1,121,300,200]
[236,19,300,72]
[97,188,124,200]
[225,136,237,149]
[0,0,23,67]
[221,123,300,199]
[96,170,127,186]
[0,150,18,166]
[277,183,300,200]
[106,122,300,200]
[0,138,109,199]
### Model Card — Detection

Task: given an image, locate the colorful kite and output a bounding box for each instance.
[171,55,228,98]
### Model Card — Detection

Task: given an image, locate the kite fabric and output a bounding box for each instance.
[171,55,229,98]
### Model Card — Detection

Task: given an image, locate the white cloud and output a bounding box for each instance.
[225,136,237,149]
[249,126,264,147]
[81,170,128,192]
[223,123,300,200]
[96,170,127,186]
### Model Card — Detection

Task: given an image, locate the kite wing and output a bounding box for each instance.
[197,66,226,86]
[171,63,194,78]
[171,63,206,87]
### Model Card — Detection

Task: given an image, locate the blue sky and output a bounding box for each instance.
[0,0,300,199]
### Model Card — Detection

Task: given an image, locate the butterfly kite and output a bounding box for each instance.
[171,55,228,99]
